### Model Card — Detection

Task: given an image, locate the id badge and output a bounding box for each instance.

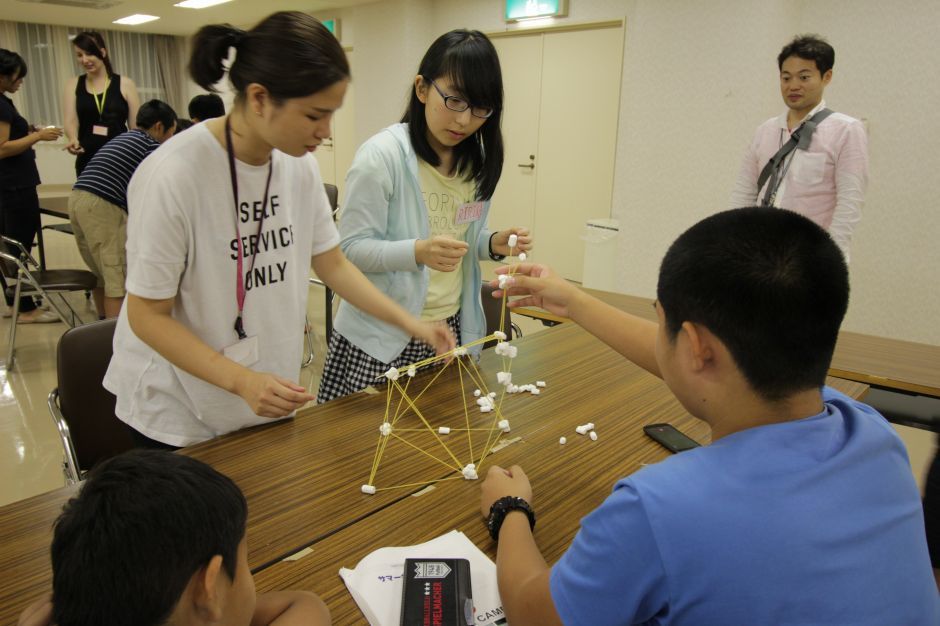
[455,201,483,225]
[92,124,108,136]
[223,335,260,367]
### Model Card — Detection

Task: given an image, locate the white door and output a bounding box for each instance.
[535,27,623,282]
[489,25,623,282]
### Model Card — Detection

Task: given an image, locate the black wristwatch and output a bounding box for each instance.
[487,495,536,541]
[488,232,506,262]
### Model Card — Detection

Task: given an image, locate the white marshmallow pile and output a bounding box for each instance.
[462,463,478,480]
[496,371,512,386]
[575,422,596,436]
[379,422,392,437]
[494,342,518,359]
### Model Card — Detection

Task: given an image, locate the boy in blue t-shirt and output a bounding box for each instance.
[481,208,939,625]
[17,450,330,626]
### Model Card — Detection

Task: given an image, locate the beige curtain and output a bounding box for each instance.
[154,35,185,116]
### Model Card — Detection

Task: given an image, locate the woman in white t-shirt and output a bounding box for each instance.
[104,12,454,448]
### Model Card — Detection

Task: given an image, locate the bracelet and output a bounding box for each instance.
[487,495,536,541]
[488,232,506,262]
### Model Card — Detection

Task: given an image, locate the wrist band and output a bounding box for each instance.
[488,232,506,262]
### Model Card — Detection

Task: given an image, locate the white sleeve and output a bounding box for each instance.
[829,120,869,263]
[125,161,189,300]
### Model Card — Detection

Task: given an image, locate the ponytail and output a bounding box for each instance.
[188,11,349,102]
[188,25,246,91]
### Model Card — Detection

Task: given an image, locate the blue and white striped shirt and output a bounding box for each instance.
[73,129,159,211]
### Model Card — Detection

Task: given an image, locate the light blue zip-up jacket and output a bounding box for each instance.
[333,123,492,363]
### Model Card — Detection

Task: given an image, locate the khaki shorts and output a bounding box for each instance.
[69,189,127,298]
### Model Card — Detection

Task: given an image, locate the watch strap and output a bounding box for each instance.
[487,495,536,541]
[488,232,506,262]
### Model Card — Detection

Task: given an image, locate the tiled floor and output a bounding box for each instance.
[0,227,934,507]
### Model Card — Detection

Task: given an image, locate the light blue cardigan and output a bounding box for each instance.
[333,123,492,363]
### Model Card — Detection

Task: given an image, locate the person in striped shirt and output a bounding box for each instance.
[69,99,176,319]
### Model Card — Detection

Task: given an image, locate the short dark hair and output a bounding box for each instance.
[656,208,849,401]
[0,48,27,81]
[175,117,195,132]
[72,31,114,77]
[189,11,349,103]
[401,30,504,201]
[778,34,834,75]
[136,99,177,131]
[51,450,248,626]
[188,93,225,120]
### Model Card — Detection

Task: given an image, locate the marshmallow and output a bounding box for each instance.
[480,406,492,413]
[384,367,400,381]
[518,252,527,262]
[493,330,507,341]
[530,388,540,395]
[495,341,510,355]
[454,346,468,357]
[379,422,392,436]
[361,484,376,495]
[559,437,567,445]
[497,371,512,385]
[589,431,598,441]
[498,419,511,432]
[575,425,589,436]
[462,463,478,480]
[508,234,518,248]
[407,365,417,377]
[536,381,546,388]
[498,274,511,288]
[488,392,497,399]
[585,422,595,431]
[438,426,451,435]
[474,389,482,397]
[507,346,518,359]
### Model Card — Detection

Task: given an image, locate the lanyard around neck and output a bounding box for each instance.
[225,115,273,340]
[91,78,110,118]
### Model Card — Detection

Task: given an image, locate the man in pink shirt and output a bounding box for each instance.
[730,34,868,262]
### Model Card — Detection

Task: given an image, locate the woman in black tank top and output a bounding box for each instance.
[63,32,140,176]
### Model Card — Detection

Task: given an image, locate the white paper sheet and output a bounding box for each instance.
[339,529,506,625]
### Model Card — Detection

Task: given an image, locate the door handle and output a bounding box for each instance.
[517,163,534,169]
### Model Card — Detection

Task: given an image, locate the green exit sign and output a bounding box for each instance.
[505,0,567,22]
[322,18,340,39]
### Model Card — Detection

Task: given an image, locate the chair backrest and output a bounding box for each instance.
[481,282,512,349]
[324,183,339,214]
[56,319,136,472]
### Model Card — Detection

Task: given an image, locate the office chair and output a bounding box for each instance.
[0,235,98,367]
[48,318,136,484]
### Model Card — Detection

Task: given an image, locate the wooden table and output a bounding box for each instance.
[0,323,868,623]
[515,289,940,399]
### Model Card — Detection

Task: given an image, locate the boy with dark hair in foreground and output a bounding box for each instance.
[481,208,938,625]
[18,449,329,626]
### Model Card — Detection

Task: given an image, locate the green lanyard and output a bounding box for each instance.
[92,78,110,118]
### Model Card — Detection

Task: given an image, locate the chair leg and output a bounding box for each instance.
[44,293,78,328]
[7,278,22,367]
[302,315,315,368]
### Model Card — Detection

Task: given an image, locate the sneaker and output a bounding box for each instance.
[17,310,61,324]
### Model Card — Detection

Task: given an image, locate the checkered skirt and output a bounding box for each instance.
[316,313,461,404]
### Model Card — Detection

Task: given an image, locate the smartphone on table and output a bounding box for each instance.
[643,423,701,453]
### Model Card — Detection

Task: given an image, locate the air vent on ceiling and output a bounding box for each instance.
[16,0,123,9]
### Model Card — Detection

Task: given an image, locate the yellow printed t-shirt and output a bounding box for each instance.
[418,160,475,321]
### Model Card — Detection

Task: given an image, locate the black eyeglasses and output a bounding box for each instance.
[429,80,494,119]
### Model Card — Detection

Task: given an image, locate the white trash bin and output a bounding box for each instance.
[581,218,620,291]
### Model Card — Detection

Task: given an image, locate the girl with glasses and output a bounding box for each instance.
[318,29,532,403]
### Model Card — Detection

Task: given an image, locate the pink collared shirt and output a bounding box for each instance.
[729,100,869,262]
